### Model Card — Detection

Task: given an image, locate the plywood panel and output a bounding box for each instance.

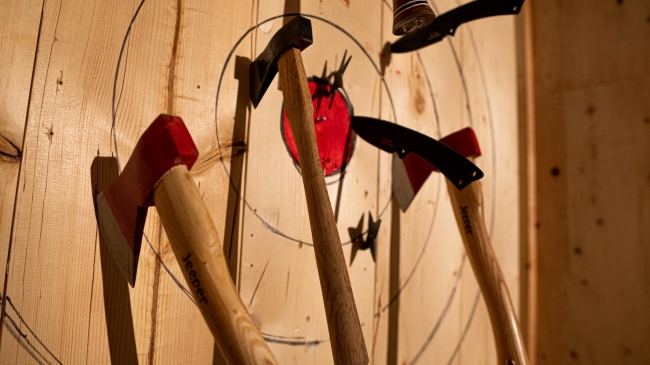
[0,0,522,364]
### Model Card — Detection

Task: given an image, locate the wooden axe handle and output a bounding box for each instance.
[446,178,529,365]
[154,165,278,365]
[277,48,369,365]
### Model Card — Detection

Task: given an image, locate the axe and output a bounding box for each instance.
[352,117,528,363]
[439,128,529,365]
[350,116,484,197]
[96,115,278,365]
[249,16,368,365]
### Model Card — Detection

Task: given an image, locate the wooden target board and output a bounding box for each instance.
[0,0,520,364]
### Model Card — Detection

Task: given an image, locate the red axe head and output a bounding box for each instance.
[393,127,481,211]
[96,115,198,286]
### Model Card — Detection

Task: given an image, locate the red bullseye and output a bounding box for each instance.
[281,79,355,176]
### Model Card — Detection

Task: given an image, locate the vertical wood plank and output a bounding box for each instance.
[531,1,650,363]
[515,1,537,359]
[0,0,43,296]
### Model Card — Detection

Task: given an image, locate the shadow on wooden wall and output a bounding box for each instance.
[213,54,253,365]
[91,157,138,365]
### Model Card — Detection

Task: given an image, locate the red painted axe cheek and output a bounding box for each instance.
[439,127,482,159]
[167,117,199,169]
[403,153,435,193]
[100,114,199,254]
[419,127,481,175]
[133,115,198,207]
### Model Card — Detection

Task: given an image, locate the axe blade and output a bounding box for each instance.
[249,16,313,107]
[392,152,435,212]
[97,191,139,286]
[96,115,198,287]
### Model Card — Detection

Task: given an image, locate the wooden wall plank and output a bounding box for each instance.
[515,1,537,358]
[0,0,43,295]
[373,7,395,365]
[531,0,650,363]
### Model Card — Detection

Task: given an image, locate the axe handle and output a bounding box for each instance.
[277,47,369,365]
[446,178,529,365]
[154,165,278,365]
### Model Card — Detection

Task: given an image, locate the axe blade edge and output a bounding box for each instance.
[97,192,137,287]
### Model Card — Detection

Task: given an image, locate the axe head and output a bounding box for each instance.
[393,127,481,211]
[96,115,198,286]
[250,16,313,107]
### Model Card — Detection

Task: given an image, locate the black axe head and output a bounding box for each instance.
[250,16,313,108]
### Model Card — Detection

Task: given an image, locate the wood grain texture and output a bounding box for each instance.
[446,178,528,365]
[0,0,42,297]
[0,0,254,363]
[278,47,368,365]
[154,165,278,365]
[530,1,650,363]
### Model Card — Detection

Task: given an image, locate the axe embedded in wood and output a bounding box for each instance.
[249,16,368,365]
[96,115,278,365]
[439,127,529,365]
[350,116,484,199]
[350,115,484,209]
[352,117,527,363]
